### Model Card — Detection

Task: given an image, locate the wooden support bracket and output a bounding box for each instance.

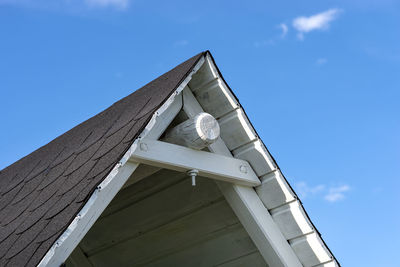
[129,140,260,187]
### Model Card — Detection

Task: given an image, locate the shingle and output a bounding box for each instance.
[16,194,62,235]
[0,51,205,266]
[85,142,127,181]
[92,119,135,160]
[11,172,45,205]
[57,159,98,197]
[22,146,67,184]
[29,173,68,213]
[0,209,28,243]
[74,165,114,204]
[0,182,23,211]
[25,239,55,267]
[36,202,81,244]
[28,182,61,212]
[44,190,81,220]
[35,155,75,192]
[1,192,40,227]
[0,158,41,195]
[122,116,149,144]
[4,241,41,267]
[4,219,48,259]
[63,139,103,177]
[1,175,24,197]
[0,232,18,258]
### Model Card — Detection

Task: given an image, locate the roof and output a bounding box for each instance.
[0,52,204,266]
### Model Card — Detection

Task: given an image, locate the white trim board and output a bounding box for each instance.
[129,140,260,187]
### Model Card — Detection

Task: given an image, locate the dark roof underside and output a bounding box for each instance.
[0,52,204,266]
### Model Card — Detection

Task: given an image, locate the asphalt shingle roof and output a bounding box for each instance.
[0,52,204,266]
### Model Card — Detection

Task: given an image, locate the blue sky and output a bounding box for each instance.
[0,0,399,265]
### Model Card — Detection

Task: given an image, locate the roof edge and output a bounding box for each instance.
[196,52,340,266]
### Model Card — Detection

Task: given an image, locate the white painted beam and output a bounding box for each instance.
[182,86,302,267]
[142,90,183,141]
[129,140,260,187]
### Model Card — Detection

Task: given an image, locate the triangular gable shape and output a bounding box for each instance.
[0,51,338,267]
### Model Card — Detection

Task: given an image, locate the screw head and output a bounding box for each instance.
[187,169,199,177]
[239,165,248,174]
[139,142,148,151]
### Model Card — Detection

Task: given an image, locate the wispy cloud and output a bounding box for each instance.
[278,23,288,38]
[85,0,129,9]
[173,40,189,47]
[325,185,350,202]
[293,9,341,39]
[254,24,287,48]
[295,181,350,203]
[0,0,130,10]
[316,57,328,66]
[296,182,325,199]
[254,8,341,47]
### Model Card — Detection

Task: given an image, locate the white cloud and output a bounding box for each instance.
[278,23,288,38]
[324,185,350,202]
[85,0,129,9]
[295,182,325,199]
[316,58,328,65]
[293,9,341,39]
[295,181,350,203]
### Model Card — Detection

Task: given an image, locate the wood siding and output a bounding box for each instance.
[66,168,267,267]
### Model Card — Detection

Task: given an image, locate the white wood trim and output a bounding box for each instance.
[38,161,139,267]
[142,90,183,141]
[39,56,206,266]
[182,87,302,267]
[129,140,260,187]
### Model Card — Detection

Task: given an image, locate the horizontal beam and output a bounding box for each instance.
[129,140,260,187]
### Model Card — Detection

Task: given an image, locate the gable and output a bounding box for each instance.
[0,51,338,267]
[60,53,338,266]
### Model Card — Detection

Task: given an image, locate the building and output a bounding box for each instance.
[0,51,338,266]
